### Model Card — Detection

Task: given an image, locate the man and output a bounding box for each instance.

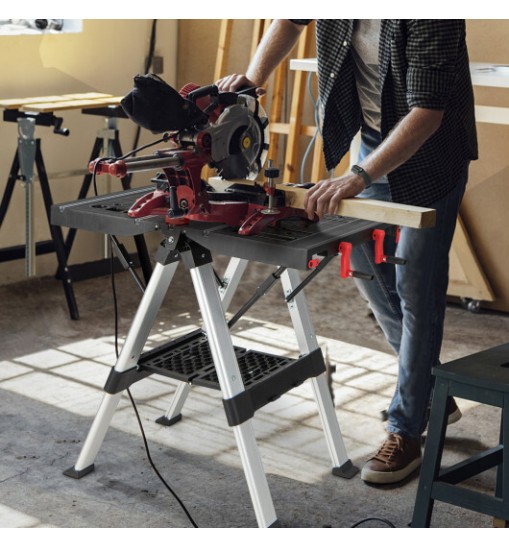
[217,19,477,484]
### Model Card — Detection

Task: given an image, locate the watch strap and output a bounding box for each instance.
[351,164,372,189]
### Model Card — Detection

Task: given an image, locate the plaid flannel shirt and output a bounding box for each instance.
[290,20,478,207]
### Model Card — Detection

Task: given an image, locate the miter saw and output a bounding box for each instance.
[90,75,316,236]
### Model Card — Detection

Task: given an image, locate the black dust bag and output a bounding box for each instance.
[120,73,207,133]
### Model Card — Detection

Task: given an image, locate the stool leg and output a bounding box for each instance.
[494,394,509,526]
[411,379,450,527]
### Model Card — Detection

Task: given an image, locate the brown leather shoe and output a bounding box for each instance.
[361,433,422,484]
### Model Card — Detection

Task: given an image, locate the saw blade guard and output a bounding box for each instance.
[210,93,270,181]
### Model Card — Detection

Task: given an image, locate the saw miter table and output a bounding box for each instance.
[51,78,434,527]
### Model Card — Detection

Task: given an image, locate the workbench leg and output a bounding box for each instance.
[218,257,249,312]
[281,268,358,478]
[0,152,19,229]
[36,142,80,320]
[190,262,278,527]
[64,260,179,477]
[155,381,191,426]
[156,258,249,426]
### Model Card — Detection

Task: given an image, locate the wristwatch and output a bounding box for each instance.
[351,164,372,189]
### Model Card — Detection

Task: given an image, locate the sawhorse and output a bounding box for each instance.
[0,111,79,318]
[0,96,152,320]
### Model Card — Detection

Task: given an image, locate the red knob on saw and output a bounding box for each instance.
[108,160,127,178]
[88,159,127,178]
[89,159,111,175]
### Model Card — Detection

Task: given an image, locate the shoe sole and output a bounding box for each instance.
[361,456,422,484]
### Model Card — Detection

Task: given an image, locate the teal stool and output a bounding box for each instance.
[412,343,509,527]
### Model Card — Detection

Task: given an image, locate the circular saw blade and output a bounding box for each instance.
[214,94,270,180]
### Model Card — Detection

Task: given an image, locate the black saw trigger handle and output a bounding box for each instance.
[186,84,219,104]
[236,86,258,98]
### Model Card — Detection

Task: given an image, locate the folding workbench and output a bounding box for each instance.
[51,185,396,527]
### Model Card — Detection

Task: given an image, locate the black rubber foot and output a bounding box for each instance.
[63,464,95,479]
[155,413,182,426]
[268,519,281,528]
[332,459,359,479]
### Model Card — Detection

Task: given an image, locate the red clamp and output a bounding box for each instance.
[372,229,387,264]
[372,229,407,266]
[308,258,320,269]
[339,242,353,278]
[338,241,375,281]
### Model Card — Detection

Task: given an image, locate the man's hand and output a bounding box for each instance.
[215,74,266,96]
[303,173,366,220]
[216,20,303,97]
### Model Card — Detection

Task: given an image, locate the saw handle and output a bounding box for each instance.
[89,155,183,178]
[89,159,128,178]
[186,84,219,103]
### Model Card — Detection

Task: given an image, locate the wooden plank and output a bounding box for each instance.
[250,19,268,58]
[0,92,113,110]
[62,92,113,101]
[209,177,436,228]
[448,216,495,301]
[0,95,66,109]
[20,96,122,113]
[267,59,288,162]
[213,20,233,82]
[283,25,314,182]
[475,105,509,125]
[311,132,324,182]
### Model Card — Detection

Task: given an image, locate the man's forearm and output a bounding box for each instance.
[359,107,444,183]
[246,20,304,86]
[303,107,444,219]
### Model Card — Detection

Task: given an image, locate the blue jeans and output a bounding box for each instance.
[350,127,468,439]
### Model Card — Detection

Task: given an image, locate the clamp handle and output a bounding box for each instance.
[372,229,406,265]
[338,242,374,280]
[53,116,70,136]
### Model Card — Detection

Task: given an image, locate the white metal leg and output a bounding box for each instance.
[281,269,355,475]
[155,381,191,426]
[219,257,249,312]
[65,260,179,476]
[191,262,278,527]
[158,257,249,424]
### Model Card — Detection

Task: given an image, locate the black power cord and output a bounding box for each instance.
[351,517,396,528]
[109,251,199,528]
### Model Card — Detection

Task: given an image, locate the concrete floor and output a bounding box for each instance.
[1,252,509,530]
